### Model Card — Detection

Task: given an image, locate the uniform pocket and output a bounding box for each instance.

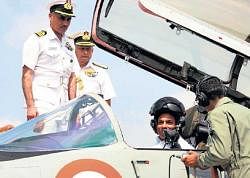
[48,49,60,61]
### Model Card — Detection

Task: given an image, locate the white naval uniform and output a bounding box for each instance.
[22,27,75,114]
[75,62,116,100]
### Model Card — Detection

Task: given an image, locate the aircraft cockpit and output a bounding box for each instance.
[0,95,117,155]
[0,94,202,178]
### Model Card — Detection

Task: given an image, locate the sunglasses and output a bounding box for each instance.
[60,15,71,22]
[55,13,72,22]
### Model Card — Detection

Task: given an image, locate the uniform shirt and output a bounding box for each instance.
[22,27,75,113]
[75,62,116,100]
[153,136,194,149]
[198,97,250,178]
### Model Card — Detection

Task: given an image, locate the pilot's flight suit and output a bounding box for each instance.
[198,97,250,178]
[75,62,116,100]
[22,27,75,114]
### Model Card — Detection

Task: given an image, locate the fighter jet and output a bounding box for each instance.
[0,93,197,178]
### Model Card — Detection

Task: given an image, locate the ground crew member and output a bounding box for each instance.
[22,0,76,120]
[71,31,116,106]
[182,76,250,178]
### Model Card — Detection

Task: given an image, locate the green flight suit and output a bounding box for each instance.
[197,97,250,178]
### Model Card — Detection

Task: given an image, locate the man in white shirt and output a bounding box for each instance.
[149,96,193,149]
[22,1,76,120]
[149,97,214,178]
[72,31,116,106]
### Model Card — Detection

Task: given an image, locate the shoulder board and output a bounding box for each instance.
[92,62,108,69]
[35,30,47,37]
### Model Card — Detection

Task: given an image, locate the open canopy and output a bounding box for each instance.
[91,0,250,105]
[140,0,250,51]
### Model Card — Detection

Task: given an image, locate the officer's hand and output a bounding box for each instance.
[27,107,38,120]
[181,151,199,167]
[0,124,14,133]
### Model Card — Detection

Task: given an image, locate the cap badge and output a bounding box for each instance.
[64,2,72,10]
[82,32,90,40]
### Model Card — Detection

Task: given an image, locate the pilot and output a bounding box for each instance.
[181,76,250,178]
[149,96,193,149]
[71,31,116,106]
[150,97,214,178]
[22,0,76,120]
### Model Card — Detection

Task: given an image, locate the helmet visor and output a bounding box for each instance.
[150,101,183,116]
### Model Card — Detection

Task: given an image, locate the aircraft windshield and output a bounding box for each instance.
[0,95,117,152]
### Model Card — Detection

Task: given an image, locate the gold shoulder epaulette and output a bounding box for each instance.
[92,62,108,69]
[35,30,47,37]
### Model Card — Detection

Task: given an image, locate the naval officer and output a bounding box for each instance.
[22,0,76,120]
[72,31,116,106]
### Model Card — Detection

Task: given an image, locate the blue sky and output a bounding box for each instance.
[0,0,195,147]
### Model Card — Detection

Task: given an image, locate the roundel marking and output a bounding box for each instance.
[56,159,122,178]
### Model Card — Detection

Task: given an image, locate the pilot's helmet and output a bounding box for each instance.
[149,96,186,124]
[70,31,95,47]
[49,0,75,17]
